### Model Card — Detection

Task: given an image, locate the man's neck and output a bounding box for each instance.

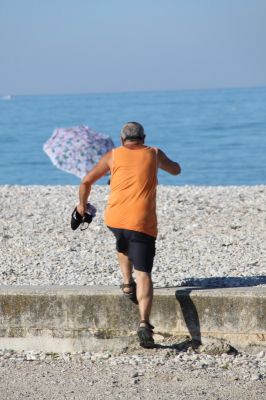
[123,140,145,149]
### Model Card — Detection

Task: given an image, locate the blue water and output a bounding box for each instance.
[0,87,266,185]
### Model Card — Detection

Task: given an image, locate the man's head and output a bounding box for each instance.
[120,122,146,143]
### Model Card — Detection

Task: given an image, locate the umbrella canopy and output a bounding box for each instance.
[43,125,114,179]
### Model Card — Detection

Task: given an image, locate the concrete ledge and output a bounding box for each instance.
[0,286,265,352]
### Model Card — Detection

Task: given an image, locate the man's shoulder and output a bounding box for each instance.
[99,149,113,166]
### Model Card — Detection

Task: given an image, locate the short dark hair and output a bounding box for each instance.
[120,122,145,141]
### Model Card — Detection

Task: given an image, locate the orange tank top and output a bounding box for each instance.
[104,146,158,237]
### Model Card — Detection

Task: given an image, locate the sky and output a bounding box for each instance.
[0,0,266,95]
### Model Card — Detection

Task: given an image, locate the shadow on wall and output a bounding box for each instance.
[174,275,266,347]
[175,289,202,346]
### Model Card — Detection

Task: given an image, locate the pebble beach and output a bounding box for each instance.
[0,185,265,288]
[0,185,265,399]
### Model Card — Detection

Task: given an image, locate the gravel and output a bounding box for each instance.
[0,345,265,399]
[0,185,265,287]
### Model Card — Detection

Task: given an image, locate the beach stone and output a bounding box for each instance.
[197,337,233,355]
[250,374,262,381]
[257,351,265,359]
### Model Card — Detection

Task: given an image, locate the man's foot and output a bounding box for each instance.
[120,280,138,304]
[137,321,155,348]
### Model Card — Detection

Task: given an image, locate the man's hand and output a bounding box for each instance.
[158,149,181,175]
[77,204,86,217]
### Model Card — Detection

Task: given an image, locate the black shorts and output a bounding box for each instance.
[108,227,156,273]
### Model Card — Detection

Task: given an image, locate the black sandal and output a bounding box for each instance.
[137,320,155,348]
[120,280,138,304]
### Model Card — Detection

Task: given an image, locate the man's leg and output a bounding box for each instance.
[117,252,134,294]
[134,269,154,347]
[134,270,153,322]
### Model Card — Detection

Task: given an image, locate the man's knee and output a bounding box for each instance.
[135,270,152,281]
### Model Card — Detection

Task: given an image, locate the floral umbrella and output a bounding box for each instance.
[43,125,114,179]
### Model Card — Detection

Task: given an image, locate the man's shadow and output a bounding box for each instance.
[154,275,266,351]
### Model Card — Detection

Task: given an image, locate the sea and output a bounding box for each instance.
[0,87,265,186]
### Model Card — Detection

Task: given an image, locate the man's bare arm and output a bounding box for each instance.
[157,149,181,175]
[77,151,112,215]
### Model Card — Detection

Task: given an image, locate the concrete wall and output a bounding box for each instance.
[0,286,265,352]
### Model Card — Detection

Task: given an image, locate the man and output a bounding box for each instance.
[77,122,181,347]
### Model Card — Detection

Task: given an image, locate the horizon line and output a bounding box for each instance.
[1,84,266,98]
